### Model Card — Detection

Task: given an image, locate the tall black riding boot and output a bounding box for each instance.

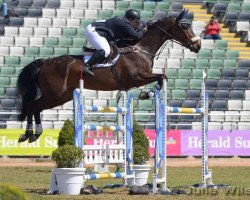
[83,49,105,75]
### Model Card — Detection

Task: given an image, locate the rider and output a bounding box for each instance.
[84,9,148,75]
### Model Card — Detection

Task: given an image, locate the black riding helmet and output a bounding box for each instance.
[125,9,140,20]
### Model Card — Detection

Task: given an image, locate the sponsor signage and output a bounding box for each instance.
[1,129,250,156]
[181,130,250,156]
[0,129,59,156]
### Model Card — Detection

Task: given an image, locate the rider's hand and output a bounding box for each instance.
[146,20,154,27]
[142,26,148,33]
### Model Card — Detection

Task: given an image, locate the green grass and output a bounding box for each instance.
[1,166,250,200]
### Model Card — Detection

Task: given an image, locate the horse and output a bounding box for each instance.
[17,10,201,143]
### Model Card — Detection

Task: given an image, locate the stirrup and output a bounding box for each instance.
[83,65,94,76]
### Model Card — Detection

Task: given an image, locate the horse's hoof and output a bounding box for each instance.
[18,134,29,143]
[138,91,150,100]
[18,129,33,143]
[29,134,41,143]
[155,84,161,91]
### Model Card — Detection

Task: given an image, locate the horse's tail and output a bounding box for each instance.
[17,59,45,121]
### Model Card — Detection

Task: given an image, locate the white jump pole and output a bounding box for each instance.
[160,71,213,191]
[201,72,213,187]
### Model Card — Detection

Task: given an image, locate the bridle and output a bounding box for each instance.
[133,19,200,58]
[153,20,200,52]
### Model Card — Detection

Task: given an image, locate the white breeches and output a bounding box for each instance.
[85,24,111,58]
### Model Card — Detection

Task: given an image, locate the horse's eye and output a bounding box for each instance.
[181,23,190,30]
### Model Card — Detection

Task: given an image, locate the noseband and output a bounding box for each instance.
[153,21,200,52]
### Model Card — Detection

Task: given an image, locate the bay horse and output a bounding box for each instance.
[17,10,201,143]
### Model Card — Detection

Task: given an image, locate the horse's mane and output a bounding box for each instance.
[141,17,175,39]
[147,17,169,29]
[142,15,191,40]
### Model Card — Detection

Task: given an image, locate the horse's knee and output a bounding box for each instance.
[160,74,167,81]
[158,74,167,86]
[164,74,168,81]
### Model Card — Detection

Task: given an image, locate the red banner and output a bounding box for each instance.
[84,130,182,156]
[145,129,181,156]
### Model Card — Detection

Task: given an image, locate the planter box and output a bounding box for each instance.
[52,168,86,195]
[127,164,151,186]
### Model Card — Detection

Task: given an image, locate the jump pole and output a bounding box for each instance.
[153,71,168,193]
[73,77,135,185]
[152,71,213,193]
[201,73,213,187]
[165,71,213,188]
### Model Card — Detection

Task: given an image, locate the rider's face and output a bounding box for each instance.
[130,19,139,29]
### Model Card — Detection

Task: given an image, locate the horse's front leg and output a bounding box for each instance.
[136,72,166,100]
[137,72,165,87]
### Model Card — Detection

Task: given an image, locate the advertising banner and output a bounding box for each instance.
[181,130,250,156]
[1,129,250,156]
[0,129,59,156]
[145,129,181,156]
[68,130,182,156]
[85,131,116,146]
[228,130,250,156]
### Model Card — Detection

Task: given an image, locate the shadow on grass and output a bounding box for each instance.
[26,169,51,173]
[26,188,48,195]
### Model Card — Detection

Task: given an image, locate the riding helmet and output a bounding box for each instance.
[125,9,140,20]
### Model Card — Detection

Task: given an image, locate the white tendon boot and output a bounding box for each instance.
[29,124,43,143]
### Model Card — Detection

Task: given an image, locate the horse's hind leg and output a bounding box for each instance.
[29,112,43,143]
[18,109,43,143]
[18,114,33,143]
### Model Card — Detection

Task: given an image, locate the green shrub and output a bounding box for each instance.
[57,119,74,147]
[133,121,150,165]
[0,183,28,200]
[52,145,83,168]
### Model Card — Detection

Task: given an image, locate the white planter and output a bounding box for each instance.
[127,164,151,186]
[54,168,86,195]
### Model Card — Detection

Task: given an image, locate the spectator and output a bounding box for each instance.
[0,0,8,18]
[204,16,221,40]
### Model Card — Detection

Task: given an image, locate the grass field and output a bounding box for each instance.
[1,165,250,200]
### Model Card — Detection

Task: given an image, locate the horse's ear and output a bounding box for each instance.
[176,9,189,23]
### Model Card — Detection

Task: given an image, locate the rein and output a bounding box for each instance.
[134,42,169,60]
[153,23,199,52]
[132,21,199,58]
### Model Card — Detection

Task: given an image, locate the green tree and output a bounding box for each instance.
[133,121,150,164]
[57,119,74,147]
[52,145,83,168]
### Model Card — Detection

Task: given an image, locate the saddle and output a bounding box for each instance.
[70,42,135,68]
